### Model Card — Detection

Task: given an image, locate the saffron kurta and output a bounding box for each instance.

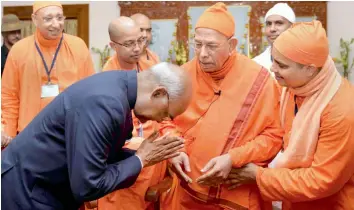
[1,30,95,137]
[160,53,283,210]
[257,79,354,209]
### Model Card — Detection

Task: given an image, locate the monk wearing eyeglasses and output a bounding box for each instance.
[1,1,95,147]
[96,16,166,210]
[159,2,283,209]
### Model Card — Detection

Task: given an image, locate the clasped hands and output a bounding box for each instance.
[170,152,259,190]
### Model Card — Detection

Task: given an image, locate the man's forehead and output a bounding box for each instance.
[266,15,288,23]
[37,6,63,16]
[118,31,143,42]
[194,29,226,43]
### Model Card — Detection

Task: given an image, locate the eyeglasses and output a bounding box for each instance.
[162,92,174,121]
[42,15,66,23]
[190,38,231,53]
[111,37,147,49]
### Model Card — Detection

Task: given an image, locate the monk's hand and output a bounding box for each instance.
[224,163,258,190]
[170,152,192,183]
[1,131,12,148]
[136,131,184,168]
[196,153,233,186]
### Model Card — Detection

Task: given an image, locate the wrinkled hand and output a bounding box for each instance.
[224,163,258,190]
[136,131,184,167]
[170,152,192,183]
[196,153,233,187]
[1,131,12,148]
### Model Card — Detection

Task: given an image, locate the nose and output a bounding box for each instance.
[270,62,278,73]
[199,45,209,59]
[51,19,60,28]
[270,24,277,32]
[133,43,141,53]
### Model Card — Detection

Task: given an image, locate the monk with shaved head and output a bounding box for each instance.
[94,16,166,210]
[131,13,160,64]
[227,20,354,209]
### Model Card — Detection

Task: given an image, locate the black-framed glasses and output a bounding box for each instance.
[111,37,147,49]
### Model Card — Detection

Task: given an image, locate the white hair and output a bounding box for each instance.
[149,62,187,102]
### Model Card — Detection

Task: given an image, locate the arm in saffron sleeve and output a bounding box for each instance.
[159,120,194,154]
[80,49,96,78]
[1,51,20,137]
[256,115,354,202]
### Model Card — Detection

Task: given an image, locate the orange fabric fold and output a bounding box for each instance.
[196,2,235,37]
[273,20,329,68]
[33,1,62,14]
[1,29,95,137]
[160,53,283,210]
[276,57,342,169]
[145,48,160,64]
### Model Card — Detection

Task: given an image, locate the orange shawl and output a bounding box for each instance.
[275,56,342,169]
[161,53,283,209]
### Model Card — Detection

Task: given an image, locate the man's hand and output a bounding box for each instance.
[224,163,259,190]
[136,131,184,167]
[1,131,12,148]
[170,152,192,183]
[196,153,233,186]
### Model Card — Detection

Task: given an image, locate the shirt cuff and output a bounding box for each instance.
[135,155,144,169]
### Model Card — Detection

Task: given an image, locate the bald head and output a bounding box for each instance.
[135,62,192,123]
[130,13,152,46]
[108,16,140,40]
[108,16,144,64]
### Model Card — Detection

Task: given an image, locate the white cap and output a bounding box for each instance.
[265,3,296,23]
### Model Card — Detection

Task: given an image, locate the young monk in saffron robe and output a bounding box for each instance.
[227,20,354,210]
[1,1,95,142]
[131,13,161,65]
[159,2,284,210]
[94,16,166,210]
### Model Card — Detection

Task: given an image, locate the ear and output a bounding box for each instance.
[151,86,168,100]
[228,38,238,54]
[109,42,115,49]
[305,64,318,77]
[31,14,38,27]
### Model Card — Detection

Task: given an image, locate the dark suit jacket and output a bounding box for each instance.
[1,70,142,210]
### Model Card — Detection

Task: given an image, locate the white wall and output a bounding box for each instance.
[1,1,120,72]
[327,1,354,83]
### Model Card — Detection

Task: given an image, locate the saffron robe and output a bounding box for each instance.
[160,53,283,210]
[256,79,354,210]
[1,30,95,137]
[98,51,167,210]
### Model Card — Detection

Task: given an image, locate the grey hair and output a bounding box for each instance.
[149,62,187,102]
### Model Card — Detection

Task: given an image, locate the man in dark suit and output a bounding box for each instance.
[1,62,192,210]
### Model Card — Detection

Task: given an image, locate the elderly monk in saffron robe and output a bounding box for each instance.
[1,1,95,144]
[159,3,283,210]
[95,16,166,210]
[131,13,160,65]
[228,20,354,210]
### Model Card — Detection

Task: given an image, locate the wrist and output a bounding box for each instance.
[135,154,144,169]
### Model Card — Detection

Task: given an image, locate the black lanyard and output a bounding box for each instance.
[294,95,298,116]
[136,63,140,73]
[35,35,64,84]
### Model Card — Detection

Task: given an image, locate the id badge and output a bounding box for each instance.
[41,84,59,98]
